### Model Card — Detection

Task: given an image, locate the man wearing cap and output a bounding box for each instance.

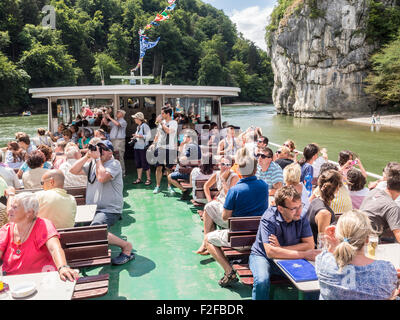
[131,112,152,185]
[104,109,127,176]
[70,139,135,265]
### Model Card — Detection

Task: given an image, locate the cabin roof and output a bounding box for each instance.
[29,85,241,99]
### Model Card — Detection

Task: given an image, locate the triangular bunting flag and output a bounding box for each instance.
[166,3,176,11]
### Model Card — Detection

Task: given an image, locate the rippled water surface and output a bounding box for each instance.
[0,114,47,148]
[222,105,400,177]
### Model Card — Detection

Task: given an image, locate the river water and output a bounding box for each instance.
[0,106,399,176]
[222,105,400,178]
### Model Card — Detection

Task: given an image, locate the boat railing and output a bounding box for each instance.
[268,142,383,180]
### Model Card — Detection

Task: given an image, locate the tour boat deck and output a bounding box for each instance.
[83,161,298,300]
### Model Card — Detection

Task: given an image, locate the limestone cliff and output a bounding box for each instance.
[267,0,396,118]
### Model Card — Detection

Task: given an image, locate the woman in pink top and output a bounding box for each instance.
[0,192,78,282]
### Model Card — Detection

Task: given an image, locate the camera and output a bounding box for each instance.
[128,138,137,147]
[88,144,97,152]
[88,144,104,155]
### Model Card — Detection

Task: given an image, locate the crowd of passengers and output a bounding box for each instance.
[139,106,400,300]
[0,103,399,300]
[0,105,136,284]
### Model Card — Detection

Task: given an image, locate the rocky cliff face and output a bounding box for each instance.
[267,0,395,118]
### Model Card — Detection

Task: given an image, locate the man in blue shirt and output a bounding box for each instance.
[249,185,320,300]
[205,147,268,287]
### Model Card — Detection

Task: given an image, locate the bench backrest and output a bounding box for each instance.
[58,224,109,266]
[195,179,217,190]
[65,186,87,205]
[228,216,261,247]
[16,186,87,205]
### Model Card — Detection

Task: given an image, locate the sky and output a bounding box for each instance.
[202,0,278,51]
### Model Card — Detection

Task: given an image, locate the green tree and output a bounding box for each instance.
[107,23,131,69]
[91,52,123,85]
[19,42,80,87]
[198,52,227,86]
[365,31,400,105]
[0,52,30,113]
[20,0,40,26]
[366,0,400,46]
[0,31,11,51]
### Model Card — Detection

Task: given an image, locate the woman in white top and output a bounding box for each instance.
[217,125,239,157]
[32,128,53,147]
[283,163,310,213]
[196,157,239,255]
[22,150,49,189]
[131,112,152,185]
[5,141,25,169]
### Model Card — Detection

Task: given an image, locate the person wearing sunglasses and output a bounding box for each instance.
[205,148,268,287]
[255,147,284,196]
[70,140,135,265]
[274,146,293,170]
[256,136,269,153]
[195,157,239,255]
[249,186,320,300]
[282,139,298,162]
[37,170,76,229]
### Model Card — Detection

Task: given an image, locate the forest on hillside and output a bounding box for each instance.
[0,0,274,114]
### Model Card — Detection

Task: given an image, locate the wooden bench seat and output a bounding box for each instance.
[58,224,111,269]
[221,216,292,294]
[58,224,110,299]
[194,189,219,201]
[72,274,109,300]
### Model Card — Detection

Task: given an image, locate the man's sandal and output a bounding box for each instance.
[132,179,142,184]
[144,179,152,186]
[218,270,238,287]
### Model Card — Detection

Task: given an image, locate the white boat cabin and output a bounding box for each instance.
[29,85,241,136]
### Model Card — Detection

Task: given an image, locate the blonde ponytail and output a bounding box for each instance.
[333,210,376,271]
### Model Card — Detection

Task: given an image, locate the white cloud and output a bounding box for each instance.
[229,6,273,51]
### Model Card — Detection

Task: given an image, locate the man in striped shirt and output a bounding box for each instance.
[255,147,283,196]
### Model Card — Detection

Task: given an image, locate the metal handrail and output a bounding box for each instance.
[269,142,383,180]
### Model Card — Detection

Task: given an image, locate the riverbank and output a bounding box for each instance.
[222,102,267,107]
[347,114,400,128]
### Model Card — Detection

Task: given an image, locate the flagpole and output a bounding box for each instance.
[140,62,143,85]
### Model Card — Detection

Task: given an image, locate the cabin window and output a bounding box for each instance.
[144,97,156,108]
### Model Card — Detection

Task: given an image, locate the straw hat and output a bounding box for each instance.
[132,112,146,122]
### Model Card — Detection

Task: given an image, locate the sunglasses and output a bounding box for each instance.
[281,204,303,212]
[40,177,53,185]
[220,163,230,167]
[255,153,271,159]
[276,150,282,154]
[257,140,264,143]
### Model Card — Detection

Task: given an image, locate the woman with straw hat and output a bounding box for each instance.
[131,112,152,185]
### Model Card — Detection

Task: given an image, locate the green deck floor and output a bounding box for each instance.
[84,161,298,300]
